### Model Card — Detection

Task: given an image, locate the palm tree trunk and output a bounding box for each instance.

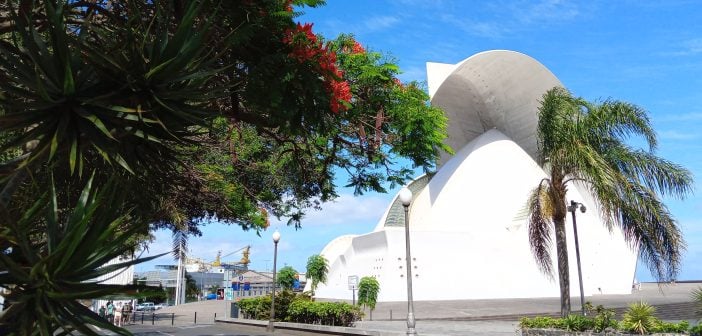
[554,217,571,317]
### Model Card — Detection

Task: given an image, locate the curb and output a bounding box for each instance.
[215,317,405,336]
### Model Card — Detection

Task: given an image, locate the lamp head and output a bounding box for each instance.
[579,204,586,213]
[272,230,281,243]
[398,186,413,206]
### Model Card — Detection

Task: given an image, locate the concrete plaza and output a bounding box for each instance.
[145,282,700,335]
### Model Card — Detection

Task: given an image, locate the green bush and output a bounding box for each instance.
[562,314,595,332]
[654,320,689,333]
[239,291,362,327]
[521,302,694,335]
[519,316,561,329]
[238,296,271,320]
[287,300,362,326]
[591,304,618,332]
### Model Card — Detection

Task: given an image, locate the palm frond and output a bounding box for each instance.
[172,229,188,260]
[585,100,658,152]
[525,179,555,277]
[615,182,684,281]
[599,143,693,200]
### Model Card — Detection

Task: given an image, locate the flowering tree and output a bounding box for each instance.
[0,1,450,333]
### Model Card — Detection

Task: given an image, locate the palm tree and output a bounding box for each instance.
[526,87,693,317]
[305,254,329,292]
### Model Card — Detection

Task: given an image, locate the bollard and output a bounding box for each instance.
[214,312,217,322]
[370,310,373,321]
[390,309,392,320]
[141,312,144,324]
[151,313,155,325]
[194,311,197,324]
[171,313,175,326]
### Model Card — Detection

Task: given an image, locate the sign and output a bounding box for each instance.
[348,275,358,290]
[224,288,234,300]
[238,275,244,281]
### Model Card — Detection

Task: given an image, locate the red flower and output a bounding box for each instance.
[282,22,353,113]
[352,41,365,54]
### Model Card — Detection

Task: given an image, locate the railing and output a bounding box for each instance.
[121,311,221,326]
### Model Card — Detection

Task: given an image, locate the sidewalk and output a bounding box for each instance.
[162,282,701,335]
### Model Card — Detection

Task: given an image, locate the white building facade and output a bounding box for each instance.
[307,50,637,302]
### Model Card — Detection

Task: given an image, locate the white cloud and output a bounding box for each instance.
[294,193,392,227]
[514,0,580,24]
[363,15,401,32]
[658,130,701,141]
[440,14,509,39]
[667,38,702,56]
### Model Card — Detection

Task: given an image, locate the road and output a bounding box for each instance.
[124,323,286,336]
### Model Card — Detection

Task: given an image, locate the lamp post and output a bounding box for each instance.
[567,200,587,315]
[398,186,417,336]
[267,230,281,332]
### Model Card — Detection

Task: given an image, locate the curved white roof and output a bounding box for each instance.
[429,50,562,166]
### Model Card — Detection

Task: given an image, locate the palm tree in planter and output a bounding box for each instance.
[526,87,693,317]
[305,254,329,294]
[357,277,380,319]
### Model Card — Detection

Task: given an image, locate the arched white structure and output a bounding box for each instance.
[308,50,637,302]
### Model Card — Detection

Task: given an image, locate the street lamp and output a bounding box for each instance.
[267,230,281,332]
[398,186,417,336]
[567,200,587,315]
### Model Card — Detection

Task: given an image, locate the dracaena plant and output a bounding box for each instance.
[0,175,165,335]
[0,1,225,177]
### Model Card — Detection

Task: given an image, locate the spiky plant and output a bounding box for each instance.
[621,301,660,335]
[0,176,165,335]
[526,87,693,316]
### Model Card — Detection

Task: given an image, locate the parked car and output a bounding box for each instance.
[154,303,165,310]
[136,302,155,311]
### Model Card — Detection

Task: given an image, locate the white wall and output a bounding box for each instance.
[308,50,637,302]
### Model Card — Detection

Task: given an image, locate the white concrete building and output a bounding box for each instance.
[92,256,135,311]
[307,50,637,302]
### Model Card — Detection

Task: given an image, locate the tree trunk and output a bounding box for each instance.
[554,216,571,317]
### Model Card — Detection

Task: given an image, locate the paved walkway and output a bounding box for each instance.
[148,282,700,335]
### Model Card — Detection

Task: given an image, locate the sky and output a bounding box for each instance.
[136,1,702,282]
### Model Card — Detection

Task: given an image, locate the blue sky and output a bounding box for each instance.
[137,1,702,282]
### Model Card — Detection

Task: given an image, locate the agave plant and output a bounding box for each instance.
[621,301,660,335]
[0,175,165,335]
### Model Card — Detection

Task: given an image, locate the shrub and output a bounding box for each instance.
[562,314,595,332]
[690,323,702,336]
[238,296,271,320]
[654,320,689,333]
[591,305,618,332]
[519,316,561,329]
[240,291,362,327]
[620,301,660,335]
[287,300,362,327]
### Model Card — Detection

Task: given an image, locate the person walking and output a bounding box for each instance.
[122,301,132,325]
[114,303,123,327]
[106,301,115,324]
[98,305,106,319]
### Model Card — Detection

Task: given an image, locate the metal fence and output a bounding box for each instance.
[124,311,221,326]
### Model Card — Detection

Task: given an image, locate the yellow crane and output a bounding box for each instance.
[212,245,250,267]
